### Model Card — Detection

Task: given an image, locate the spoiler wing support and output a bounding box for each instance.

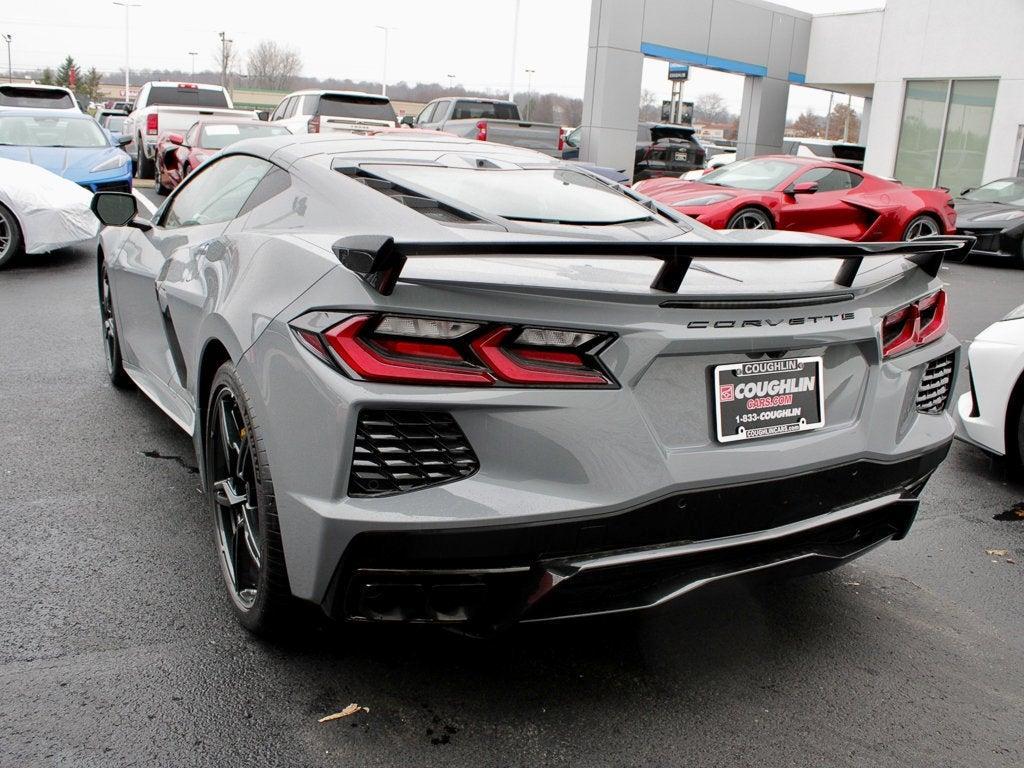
[332,235,975,296]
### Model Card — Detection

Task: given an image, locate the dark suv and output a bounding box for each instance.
[634,123,706,181]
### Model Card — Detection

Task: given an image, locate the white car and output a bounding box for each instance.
[957,309,1024,462]
[0,83,80,112]
[0,158,99,268]
[268,90,397,134]
[682,151,736,180]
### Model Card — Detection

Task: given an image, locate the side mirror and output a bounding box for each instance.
[400,115,416,127]
[91,191,150,230]
[116,134,132,147]
[785,181,819,195]
[960,187,974,196]
[165,133,185,146]
[256,110,269,121]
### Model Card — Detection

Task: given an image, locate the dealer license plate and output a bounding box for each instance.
[714,356,825,443]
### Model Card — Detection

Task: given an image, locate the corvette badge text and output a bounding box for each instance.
[687,312,856,329]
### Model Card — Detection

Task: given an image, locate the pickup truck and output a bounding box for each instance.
[122,81,258,179]
[410,97,564,157]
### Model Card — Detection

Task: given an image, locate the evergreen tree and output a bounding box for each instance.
[82,67,104,101]
[39,67,54,85]
[55,55,81,90]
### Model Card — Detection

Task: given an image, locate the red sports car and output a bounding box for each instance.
[632,155,956,241]
[155,120,291,195]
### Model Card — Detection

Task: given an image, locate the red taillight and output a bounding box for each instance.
[177,83,198,89]
[882,290,947,359]
[475,120,488,141]
[307,114,320,134]
[146,113,158,136]
[558,127,565,152]
[470,327,609,386]
[293,313,615,388]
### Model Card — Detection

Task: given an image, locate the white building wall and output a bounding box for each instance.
[806,0,1024,182]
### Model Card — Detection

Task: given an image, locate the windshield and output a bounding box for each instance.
[365,164,653,225]
[318,95,397,123]
[699,158,799,191]
[198,123,290,149]
[147,86,230,108]
[962,178,1024,206]
[0,115,108,148]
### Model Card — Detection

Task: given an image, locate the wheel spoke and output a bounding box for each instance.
[216,396,238,469]
[239,502,261,567]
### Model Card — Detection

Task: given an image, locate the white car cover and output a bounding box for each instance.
[0,157,99,254]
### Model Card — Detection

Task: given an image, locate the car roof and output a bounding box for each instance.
[285,90,391,100]
[224,132,559,168]
[145,81,225,91]
[0,108,93,119]
[0,83,72,92]
[737,154,862,171]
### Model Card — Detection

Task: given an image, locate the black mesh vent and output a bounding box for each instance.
[916,352,955,414]
[349,411,479,497]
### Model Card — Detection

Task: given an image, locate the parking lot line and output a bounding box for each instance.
[133,188,157,216]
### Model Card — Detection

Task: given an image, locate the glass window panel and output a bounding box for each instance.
[937,79,998,194]
[894,80,948,188]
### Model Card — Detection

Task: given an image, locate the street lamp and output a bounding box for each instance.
[525,67,535,120]
[447,73,455,90]
[188,51,198,77]
[112,2,140,103]
[1,34,11,85]
[508,0,520,101]
[375,25,397,98]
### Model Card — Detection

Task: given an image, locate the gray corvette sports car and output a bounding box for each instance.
[954,177,1024,265]
[91,133,970,635]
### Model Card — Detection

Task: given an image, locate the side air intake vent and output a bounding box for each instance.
[916,352,955,414]
[349,411,479,497]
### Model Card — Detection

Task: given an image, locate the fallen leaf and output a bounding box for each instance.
[1006,559,1017,565]
[319,704,369,723]
[985,549,1009,557]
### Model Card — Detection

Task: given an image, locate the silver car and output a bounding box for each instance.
[90,133,969,635]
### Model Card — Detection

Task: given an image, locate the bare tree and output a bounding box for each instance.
[694,92,732,124]
[638,89,660,121]
[246,40,302,91]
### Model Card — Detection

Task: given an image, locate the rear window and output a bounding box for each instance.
[105,116,127,132]
[0,86,75,109]
[451,101,519,121]
[146,86,230,108]
[364,164,653,225]
[317,95,397,123]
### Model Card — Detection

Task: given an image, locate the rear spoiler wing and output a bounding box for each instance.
[332,234,974,296]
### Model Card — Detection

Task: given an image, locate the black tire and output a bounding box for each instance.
[205,362,293,635]
[135,138,155,180]
[902,214,940,241]
[726,207,774,230]
[0,202,24,269]
[98,262,133,388]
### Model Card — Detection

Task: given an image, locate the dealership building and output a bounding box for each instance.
[582,0,1024,191]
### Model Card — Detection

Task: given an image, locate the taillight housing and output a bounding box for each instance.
[290,312,616,388]
[558,127,565,152]
[307,114,320,134]
[881,289,947,358]
[146,113,158,136]
[475,120,488,141]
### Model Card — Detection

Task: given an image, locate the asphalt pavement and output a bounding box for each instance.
[2,202,1023,767]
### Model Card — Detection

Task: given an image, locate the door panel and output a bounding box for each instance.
[778,168,866,240]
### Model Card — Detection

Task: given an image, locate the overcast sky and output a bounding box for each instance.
[3,0,882,118]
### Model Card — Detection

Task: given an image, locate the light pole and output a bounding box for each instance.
[112,2,140,102]
[446,73,455,90]
[508,0,520,101]
[525,67,535,120]
[375,25,396,97]
[218,31,233,90]
[188,51,198,77]
[1,34,11,84]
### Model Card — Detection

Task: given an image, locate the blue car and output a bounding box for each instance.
[0,109,133,193]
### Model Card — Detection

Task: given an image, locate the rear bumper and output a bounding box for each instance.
[324,445,946,627]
